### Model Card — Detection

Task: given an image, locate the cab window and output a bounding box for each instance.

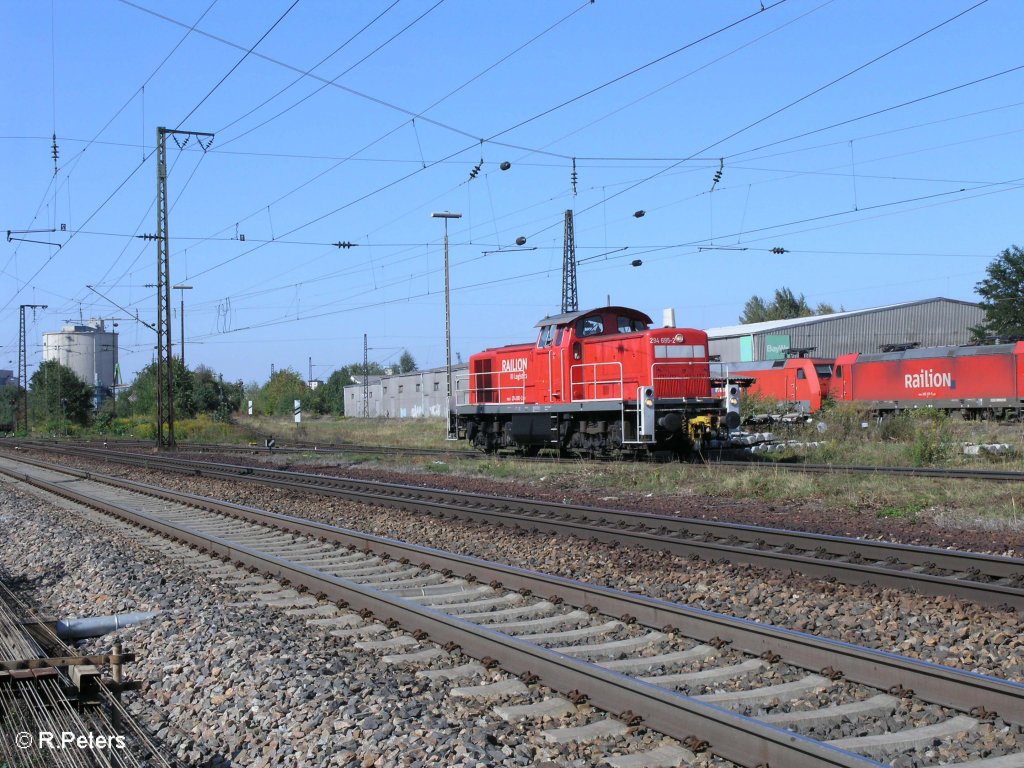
[537,325,555,348]
[617,315,647,333]
[796,369,806,380]
[834,365,843,378]
[578,315,604,337]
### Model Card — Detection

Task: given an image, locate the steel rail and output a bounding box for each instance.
[14,443,1024,611]
[0,455,882,768]
[16,436,1024,478]
[715,459,1024,482]
[3,454,1023,731]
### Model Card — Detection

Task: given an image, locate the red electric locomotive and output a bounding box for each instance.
[453,306,741,455]
[833,342,1024,417]
[712,357,834,414]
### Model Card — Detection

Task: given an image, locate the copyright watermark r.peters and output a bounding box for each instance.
[14,731,126,751]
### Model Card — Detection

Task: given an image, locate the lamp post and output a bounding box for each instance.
[172,285,192,368]
[431,211,462,439]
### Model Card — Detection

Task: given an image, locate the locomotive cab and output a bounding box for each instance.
[713,357,833,414]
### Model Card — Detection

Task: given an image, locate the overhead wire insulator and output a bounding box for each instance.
[335,241,355,249]
[571,157,578,196]
[468,137,484,180]
[51,133,59,176]
[710,158,724,191]
[771,247,787,254]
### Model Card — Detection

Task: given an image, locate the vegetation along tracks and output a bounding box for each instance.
[3,451,1024,766]
[10,442,1024,612]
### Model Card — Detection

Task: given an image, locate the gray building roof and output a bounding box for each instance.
[706,297,980,339]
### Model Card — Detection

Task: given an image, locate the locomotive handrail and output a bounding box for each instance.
[456,369,526,406]
[569,361,624,402]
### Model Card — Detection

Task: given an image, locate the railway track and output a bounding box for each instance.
[44,435,1024,481]
[0,558,174,768]
[11,442,1024,612]
[2,451,1024,767]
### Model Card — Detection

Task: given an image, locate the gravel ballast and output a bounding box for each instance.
[0,478,728,767]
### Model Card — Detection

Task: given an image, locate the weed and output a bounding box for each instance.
[876,502,923,522]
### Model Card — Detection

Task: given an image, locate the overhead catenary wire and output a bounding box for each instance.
[0,0,221,313]
[143,0,792,297]
[520,0,997,246]
[135,0,602,269]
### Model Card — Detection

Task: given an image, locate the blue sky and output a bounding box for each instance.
[3,1,1022,385]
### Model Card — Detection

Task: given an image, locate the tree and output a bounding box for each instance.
[319,369,351,416]
[739,287,837,323]
[253,369,309,416]
[28,360,93,430]
[398,350,417,373]
[0,384,20,432]
[193,366,243,421]
[972,245,1024,341]
[119,359,195,419]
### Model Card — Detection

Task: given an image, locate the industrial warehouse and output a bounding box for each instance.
[705,297,986,362]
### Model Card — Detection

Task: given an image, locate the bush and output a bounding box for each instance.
[175,414,239,442]
[877,411,915,442]
[903,409,955,466]
[815,401,874,442]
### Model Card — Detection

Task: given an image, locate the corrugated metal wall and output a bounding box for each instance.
[711,300,985,362]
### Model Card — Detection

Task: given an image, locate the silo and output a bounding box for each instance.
[42,319,119,407]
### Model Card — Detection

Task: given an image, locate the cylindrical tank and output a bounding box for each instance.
[42,319,118,407]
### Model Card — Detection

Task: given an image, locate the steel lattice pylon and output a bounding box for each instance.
[154,127,213,449]
[561,209,578,314]
[18,304,47,433]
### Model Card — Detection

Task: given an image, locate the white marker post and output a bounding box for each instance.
[294,399,301,424]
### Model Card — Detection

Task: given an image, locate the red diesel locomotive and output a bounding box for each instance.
[453,306,741,455]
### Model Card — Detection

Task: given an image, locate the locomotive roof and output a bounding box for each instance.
[854,341,1024,362]
[534,306,654,328]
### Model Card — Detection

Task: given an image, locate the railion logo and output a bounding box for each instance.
[904,369,954,390]
[501,357,529,374]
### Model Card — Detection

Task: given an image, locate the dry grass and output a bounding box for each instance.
[243,414,473,451]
